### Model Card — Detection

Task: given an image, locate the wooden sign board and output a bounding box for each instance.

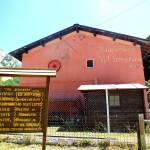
[0,86,46,133]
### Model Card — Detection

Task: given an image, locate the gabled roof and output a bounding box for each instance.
[9,24,150,61]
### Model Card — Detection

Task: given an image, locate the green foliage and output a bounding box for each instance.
[113,142,128,149]
[57,140,68,147]
[63,120,74,131]
[146,80,150,92]
[144,55,150,81]
[0,54,21,68]
[144,35,150,80]
[146,80,150,87]
[124,122,136,133]
[72,140,92,147]
[112,142,137,150]
[98,141,110,149]
[0,77,19,86]
[147,35,150,41]
[95,122,107,132]
[22,136,31,145]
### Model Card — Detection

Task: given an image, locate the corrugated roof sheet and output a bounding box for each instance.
[78,83,148,91]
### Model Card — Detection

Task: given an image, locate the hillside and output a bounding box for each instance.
[0,49,21,85]
[0,49,21,68]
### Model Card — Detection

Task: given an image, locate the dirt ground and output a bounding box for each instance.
[0,142,138,150]
[0,143,99,150]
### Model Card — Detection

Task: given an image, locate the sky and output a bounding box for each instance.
[0,0,150,53]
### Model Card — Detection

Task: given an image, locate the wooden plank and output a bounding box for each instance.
[137,114,146,150]
[0,86,46,133]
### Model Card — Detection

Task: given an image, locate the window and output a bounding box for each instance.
[87,59,93,68]
[109,95,120,107]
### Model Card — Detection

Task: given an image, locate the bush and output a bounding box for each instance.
[0,136,10,142]
[127,144,138,150]
[57,140,68,147]
[30,135,37,144]
[72,140,92,147]
[95,122,107,132]
[22,136,31,145]
[124,122,136,133]
[145,80,150,91]
[98,141,110,149]
[113,142,128,149]
[0,77,19,86]
[79,140,92,147]
[58,120,75,131]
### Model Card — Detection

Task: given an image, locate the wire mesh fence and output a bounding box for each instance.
[0,87,148,149]
[47,89,145,147]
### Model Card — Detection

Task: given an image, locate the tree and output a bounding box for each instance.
[147,35,150,41]
[143,54,150,81]
[146,80,150,92]
[0,77,19,86]
[143,35,150,80]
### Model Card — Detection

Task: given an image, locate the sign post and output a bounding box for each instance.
[42,77,50,150]
[0,68,56,150]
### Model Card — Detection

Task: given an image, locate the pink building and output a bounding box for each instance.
[10,24,150,129]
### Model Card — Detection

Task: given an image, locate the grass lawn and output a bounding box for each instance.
[47,127,138,143]
[47,126,150,144]
[0,126,149,149]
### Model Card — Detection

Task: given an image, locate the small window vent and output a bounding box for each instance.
[87,59,93,68]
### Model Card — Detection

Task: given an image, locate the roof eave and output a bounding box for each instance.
[9,24,150,61]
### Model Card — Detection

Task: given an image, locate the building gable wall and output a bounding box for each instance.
[20,31,145,99]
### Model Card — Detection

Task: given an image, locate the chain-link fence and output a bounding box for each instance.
[47,89,145,147]
[0,87,148,149]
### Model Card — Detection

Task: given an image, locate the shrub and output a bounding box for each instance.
[57,140,68,147]
[127,143,138,150]
[72,141,80,147]
[58,119,77,131]
[95,122,107,132]
[79,140,92,147]
[0,136,10,142]
[72,140,92,147]
[22,136,31,145]
[98,140,110,149]
[113,142,128,149]
[145,123,150,133]
[124,122,136,133]
[30,135,37,144]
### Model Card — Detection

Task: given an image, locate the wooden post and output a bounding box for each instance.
[42,77,50,150]
[137,114,146,150]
